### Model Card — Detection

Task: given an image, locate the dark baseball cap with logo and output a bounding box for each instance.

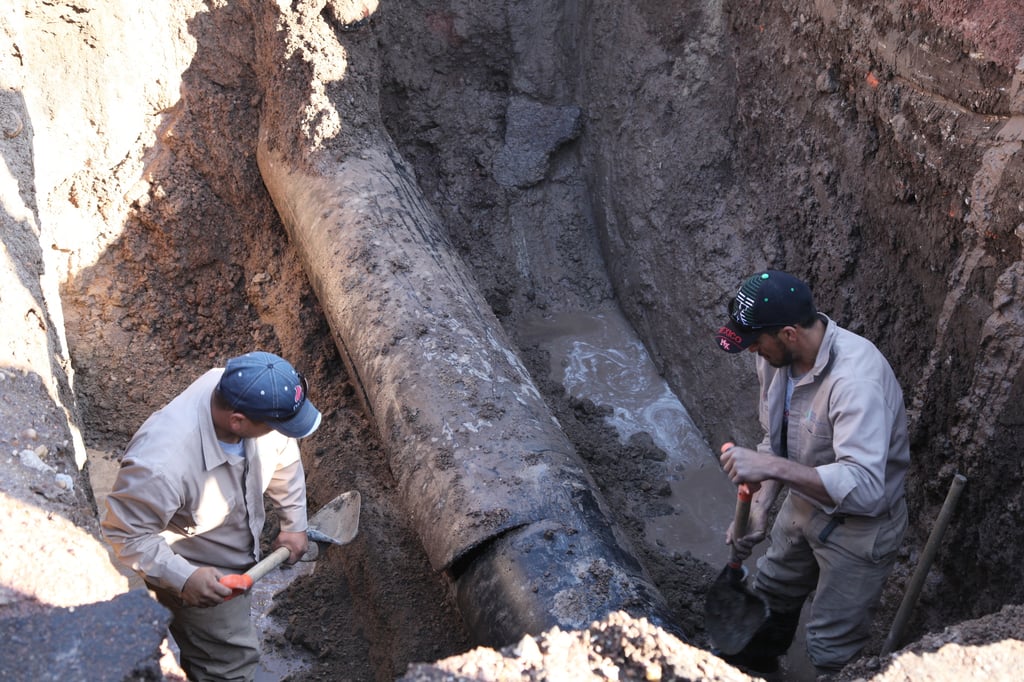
[218,351,322,438]
[715,270,817,353]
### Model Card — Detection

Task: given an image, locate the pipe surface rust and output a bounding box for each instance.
[248,2,676,644]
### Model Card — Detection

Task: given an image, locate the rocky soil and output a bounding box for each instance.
[3,1,1024,681]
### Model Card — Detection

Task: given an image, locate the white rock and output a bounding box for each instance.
[18,449,54,473]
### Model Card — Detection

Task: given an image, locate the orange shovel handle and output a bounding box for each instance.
[220,573,255,598]
[219,546,291,600]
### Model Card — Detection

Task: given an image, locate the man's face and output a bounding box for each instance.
[748,329,794,368]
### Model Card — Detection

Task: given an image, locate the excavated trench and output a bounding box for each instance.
[6,1,1024,681]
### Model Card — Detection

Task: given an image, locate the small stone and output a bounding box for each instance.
[512,634,542,664]
[21,428,38,441]
[1,110,24,138]
[18,449,54,473]
[816,69,839,93]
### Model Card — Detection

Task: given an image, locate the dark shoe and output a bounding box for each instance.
[718,650,779,677]
[813,665,844,680]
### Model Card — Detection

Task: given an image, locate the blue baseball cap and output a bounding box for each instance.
[715,270,817,353]
[218,351,322,438]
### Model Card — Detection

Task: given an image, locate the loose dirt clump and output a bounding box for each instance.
[400,605,1024,682]
[400,610,755,682]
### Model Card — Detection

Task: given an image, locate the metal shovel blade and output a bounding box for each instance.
[307,489,361,546]
[704,563,769,655]
[221,489,361,595]
[704,472,768,656]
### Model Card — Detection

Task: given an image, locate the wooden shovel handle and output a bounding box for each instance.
[721,442,753,567]
[733,483,753,538]
[219,546,291,599]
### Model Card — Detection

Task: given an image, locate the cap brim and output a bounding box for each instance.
[715,321,757,354]
[266,400,322,438]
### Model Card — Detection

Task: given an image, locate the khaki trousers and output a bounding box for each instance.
[753,493,907,671]
[150,584,260,682]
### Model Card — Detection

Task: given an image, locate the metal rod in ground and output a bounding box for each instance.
[881,473,968,656]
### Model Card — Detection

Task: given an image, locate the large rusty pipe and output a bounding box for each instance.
[257,143,676,643]
[249,4,676,644]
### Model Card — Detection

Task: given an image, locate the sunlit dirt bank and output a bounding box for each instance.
[3,1,1024,680]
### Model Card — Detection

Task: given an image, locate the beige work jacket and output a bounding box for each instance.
[102,369,307,594]
[756,315,910,517]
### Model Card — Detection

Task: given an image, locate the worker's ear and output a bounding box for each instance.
[227,411,251,434]
[778,325,799,344]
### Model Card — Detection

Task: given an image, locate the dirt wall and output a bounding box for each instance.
[376,0,1024,640]
[378,0,1024,637]
[607,0,1024,634]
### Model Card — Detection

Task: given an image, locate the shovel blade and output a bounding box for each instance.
[704,564,770,655]
[307,490,361,546]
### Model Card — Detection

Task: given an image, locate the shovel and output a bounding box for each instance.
[704,466,769,655]
[220,490,361,598]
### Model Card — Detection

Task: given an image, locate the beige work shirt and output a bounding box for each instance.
[102,369,308,594]
[755,315,909,517]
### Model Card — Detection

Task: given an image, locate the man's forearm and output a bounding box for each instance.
[768,457,835,506]
[750,478,782,524]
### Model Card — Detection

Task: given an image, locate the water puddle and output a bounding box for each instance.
[517,305,815,680]
[517,306,737,565]
[252,561,315,681]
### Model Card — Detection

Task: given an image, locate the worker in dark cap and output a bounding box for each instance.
[102,351,321,681]
[713,270,910,678]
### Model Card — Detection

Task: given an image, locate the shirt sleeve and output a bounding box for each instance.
[263,436,308,533]
[815,378,892,516]
[100,458,198,594]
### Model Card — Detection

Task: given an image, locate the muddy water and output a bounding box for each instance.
[517,306,817,680]
[251,563,314,681]
[517,305,739,565]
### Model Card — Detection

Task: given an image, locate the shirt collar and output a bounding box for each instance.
[198,369,238,471]
[810,313,837,378]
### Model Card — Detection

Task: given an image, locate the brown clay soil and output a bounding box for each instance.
[4,1,1024,681]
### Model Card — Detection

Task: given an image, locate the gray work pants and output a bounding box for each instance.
[753,493,907,671]
[150,584,260,682]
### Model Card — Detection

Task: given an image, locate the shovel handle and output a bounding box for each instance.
[721,442,754,567]
[219,546,291,599]
[733,483,753,537]
[728,486,754,568]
